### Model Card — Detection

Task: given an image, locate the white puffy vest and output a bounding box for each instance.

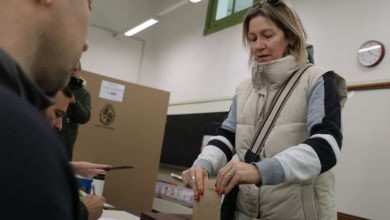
[233,56,347,220]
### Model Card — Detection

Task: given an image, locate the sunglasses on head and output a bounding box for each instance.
[253,0,281,7]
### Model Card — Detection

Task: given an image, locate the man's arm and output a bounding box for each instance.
[71,91,91,124]
[81,195,105,220]
[79,201,89,220]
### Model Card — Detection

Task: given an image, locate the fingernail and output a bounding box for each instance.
[199,189,203,194]
[215,183,217,187]
[194,195,198,200]
[217,189,220,194]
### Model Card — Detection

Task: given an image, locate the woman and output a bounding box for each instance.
[182,0,347,219]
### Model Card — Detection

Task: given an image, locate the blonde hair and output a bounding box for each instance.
[243,1,307,64]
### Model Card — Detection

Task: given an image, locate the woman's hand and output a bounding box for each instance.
[215,160,262,195]
[182,167,208,201]
[70,162,112,179]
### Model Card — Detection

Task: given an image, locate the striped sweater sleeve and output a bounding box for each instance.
[193,96,237,176]
[254,72,342,185]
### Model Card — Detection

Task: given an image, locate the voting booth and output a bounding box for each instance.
[73,70,170,216]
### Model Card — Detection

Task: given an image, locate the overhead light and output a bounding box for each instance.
[124,19,158,37]
[189,0,202,3]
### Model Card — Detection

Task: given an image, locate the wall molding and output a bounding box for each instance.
[348,82,390,91]
[347,78,390,91]
[338,212,370,220]
[169,96,233,106]
[168,78,390,105]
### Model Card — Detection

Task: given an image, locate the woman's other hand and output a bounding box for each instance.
[182,167,208,201]
[215,160,262,195]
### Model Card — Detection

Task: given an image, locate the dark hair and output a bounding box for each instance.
[62,87,73,98]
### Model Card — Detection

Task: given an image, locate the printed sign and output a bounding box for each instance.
[99,80,125,102]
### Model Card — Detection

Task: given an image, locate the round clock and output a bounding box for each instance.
[358,40,385,67]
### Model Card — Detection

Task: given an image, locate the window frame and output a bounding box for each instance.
[203,0,257,36]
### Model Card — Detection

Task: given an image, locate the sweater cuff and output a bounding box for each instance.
[193,159,213,176]
[253,158,285,186]
[79,201,89,220]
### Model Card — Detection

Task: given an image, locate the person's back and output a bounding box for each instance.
[0,50,78,219]
[0,0,92,218]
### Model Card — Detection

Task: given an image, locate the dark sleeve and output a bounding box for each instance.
[305,72,342,173]
[71,90,91,124]
[79,201,89,220]
[0,88,79,219]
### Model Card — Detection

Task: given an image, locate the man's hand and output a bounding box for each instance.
[70,162,112,179]
[69,94,76,104]
[81,195,105,220]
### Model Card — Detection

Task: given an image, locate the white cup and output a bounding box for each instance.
[92,174,105,196]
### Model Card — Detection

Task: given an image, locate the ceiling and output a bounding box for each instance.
[90,0,184,35]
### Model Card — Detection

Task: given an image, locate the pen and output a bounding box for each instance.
[91,182,96,195]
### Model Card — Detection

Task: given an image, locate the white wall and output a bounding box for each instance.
[138,28,159,89]
[84,0,390,101]
[137,0,390,218]
[335,89,390,220]
[168,97,232,115]
[143,0,390,103]
[81,25,144,83]
[80,0,390,217]
[142,0,249,103]
[292,0,390,84]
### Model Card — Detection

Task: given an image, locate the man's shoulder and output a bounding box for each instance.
[0,82,38,116]
[0,82,60,145]
[0,83,78,219]
[0,82,42,118]
[0,82,72,183]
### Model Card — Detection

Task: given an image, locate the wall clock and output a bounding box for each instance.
[358,40,385,67]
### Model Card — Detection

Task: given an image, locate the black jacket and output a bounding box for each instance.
[0,49,79,219]
[58,76,91,160]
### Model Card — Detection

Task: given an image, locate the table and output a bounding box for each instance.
[140,212,192,220]
[78,189,139,220]
[101,203,140,220]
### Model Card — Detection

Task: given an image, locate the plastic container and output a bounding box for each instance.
[92,174,105,196]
